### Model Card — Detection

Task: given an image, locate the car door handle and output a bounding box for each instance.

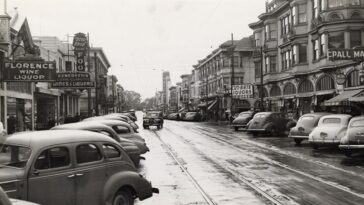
[68,174,76,178]
[76,173,84,177]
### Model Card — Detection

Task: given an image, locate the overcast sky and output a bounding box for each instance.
[8,0,265,100]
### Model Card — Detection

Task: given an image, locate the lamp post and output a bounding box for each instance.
[230,33,235,116]
[260,46,265,111]
[94,52,99,116]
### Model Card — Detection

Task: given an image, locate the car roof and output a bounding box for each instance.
[300,112,332,117]
[86,119,132,127]
[350,115,364,121]
[5,130,117,149]
[321,114,352,119]
[51,121,113,131]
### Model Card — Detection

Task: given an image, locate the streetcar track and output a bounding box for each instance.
[166,124,364,199]
[160,126,288,205]
[150,130,218,205]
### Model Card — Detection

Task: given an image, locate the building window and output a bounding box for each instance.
[292,6,297,24]
[298,4,307,23]
[350,30,362,48]
[265,23,277,40]
[65,61,72,71]
[265,56,269,73]
[321,0,327,10]
[265,24,269,40]
[281,15,291,36]
[320,34,326,56]
[281,51,292,70]
[293,45,298,64]
[345,70,359,88]
[270,56,277,73]
[282,52,287,70]
[316,75,335,91]
[255,32,261,47]
[328,31,345,49]
[313,39,319,60]
[299,44,308,63]
[327,0,359,8]
[255,62,261,78]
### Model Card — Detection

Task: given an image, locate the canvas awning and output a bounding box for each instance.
[322,89,363,106]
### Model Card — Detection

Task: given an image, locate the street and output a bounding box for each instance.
[135,112,364,205]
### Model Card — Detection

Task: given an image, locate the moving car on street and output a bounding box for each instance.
[247,112,290,136]
[289,112,332,145]
[0,130,158,205]
[339,115,364,157]
[308,114,352,149]
[51,122,143,166]
[143,111,164,129]
[232,111,256,131]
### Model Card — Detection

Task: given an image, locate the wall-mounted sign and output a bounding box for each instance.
[73,33,88,72]
[232,84,254,99]
[328,48,364,61]
[3,61,56,82]
[51,72,95,88]
[335,73,346,85]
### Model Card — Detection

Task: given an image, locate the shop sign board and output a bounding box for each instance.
[51,72,95,88]
[232,84,254,99]
[328,48,364,60]
[2,61,56,82]
[73,33,88,72]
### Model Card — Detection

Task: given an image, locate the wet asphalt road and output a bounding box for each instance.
[135,113,364,205]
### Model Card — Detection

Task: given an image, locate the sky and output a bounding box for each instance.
[7,0,265,100]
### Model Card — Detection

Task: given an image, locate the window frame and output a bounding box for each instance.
[33,146,71,171]
[75,143,103,165]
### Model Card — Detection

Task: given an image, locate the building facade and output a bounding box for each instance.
[249,0,364,119]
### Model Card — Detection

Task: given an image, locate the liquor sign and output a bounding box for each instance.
[51,72,95,88]
[232,84,254,99]
[73,33,88,72]
[328,48,364,61]
[3,61,56,82]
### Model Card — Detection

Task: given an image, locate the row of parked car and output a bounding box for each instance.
[165,111,202,121]
[0,112,159,205]
[232,111,364,157]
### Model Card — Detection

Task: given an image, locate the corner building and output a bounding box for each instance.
[249,0,364,119]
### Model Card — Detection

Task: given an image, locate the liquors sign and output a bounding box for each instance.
[232,84,254,99]
[3,61,56,82]
[73,33,88,72]
[51,72,95,88]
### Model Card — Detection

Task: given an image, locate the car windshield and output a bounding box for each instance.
[297,116,315,126]
[0,144,31,168]
[322,118,341,124]
[239,113,251,118]
[254,114,267,119]
[147,113,160,117]
[351,119,364,127]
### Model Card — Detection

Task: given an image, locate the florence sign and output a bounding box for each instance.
[2,61,56,82]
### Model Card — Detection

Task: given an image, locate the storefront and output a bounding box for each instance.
[297,79,314,115]
[7,97,32,134]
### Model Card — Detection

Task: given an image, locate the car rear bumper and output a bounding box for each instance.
[339,144,364,150]
[289,135,308,139]
[247,128,267,133]
[309,139,340,145]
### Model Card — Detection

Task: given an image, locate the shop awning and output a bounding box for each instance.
[322,89,363,106]
[207,100,218,110]
[179,108,186,112]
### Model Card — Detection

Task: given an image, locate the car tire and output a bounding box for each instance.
[271,127,277,136]
[234,127,239,131]
[294,138,303,146]
[312,144,319,150]
[112,188,134,205]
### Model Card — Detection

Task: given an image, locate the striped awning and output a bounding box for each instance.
[322,89,363,106]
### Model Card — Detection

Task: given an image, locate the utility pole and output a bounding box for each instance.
[94,52,99,116]
[230,33,235,115]
[112,76,115,113]
[260,46,264,111]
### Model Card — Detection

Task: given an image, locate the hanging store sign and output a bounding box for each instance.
[73,33,88,72]
[232,84,254,99]
[328,48,364,61]
[51,72,95,88]
[335,73,346,85]
[2,61,56,82]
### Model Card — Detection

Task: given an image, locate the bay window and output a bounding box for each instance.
[298,4,307,23]
[328,31,345,49]
[320,34,326,56]
[350,30,362,48]
[313,39,319,60]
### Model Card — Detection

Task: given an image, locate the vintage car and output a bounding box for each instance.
[339,116,364,157]
[106,113,139,129]
[84,115,139,132]
[289,112,332,145]
[0,130,158,205]
[143,111,164,129]
[308,114,352,149]
[247,112,290,136]
[167,113,179,120]
[184,112,202,121]
[231,111,256,131]
[51,122,143,166]
[89,119,149,154]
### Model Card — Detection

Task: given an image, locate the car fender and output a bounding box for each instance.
[337,127,348,139]
[103,171,151,205]
[263,122,274,131]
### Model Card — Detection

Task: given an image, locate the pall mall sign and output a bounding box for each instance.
[232,84,254,99]
[73,33,88,72]
[328,48,364,60]
[3,61,56,82]
[51,72,95,88]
